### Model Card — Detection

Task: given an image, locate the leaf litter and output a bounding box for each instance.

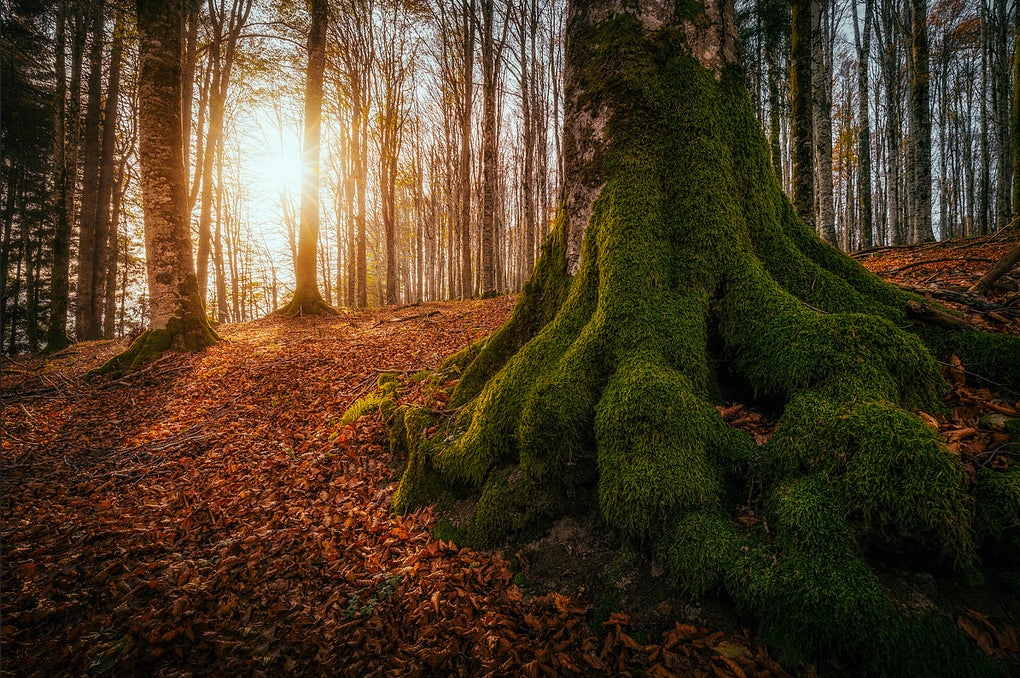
[4,232,1019,676]
[3,296,784,677]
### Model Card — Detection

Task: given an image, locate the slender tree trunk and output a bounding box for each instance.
[46,0,73,351]
[992,0,1011,229]
[1013,1,1020,220]
[213,140,230,322]
[90,9,124,337]
[102,162,125,339]
[479,0,502,295]
[908,0,933,243]
[75,1,104,340]
[853,0,873,249]
[811,0,837,246]
[196,0,252,302]
[790,0,815,229]
[459,0,475,298]
[279,0,334,314]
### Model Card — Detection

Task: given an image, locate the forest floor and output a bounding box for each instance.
[2,231,1019,677]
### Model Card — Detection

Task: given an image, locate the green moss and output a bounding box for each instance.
[391,406,448,514]
[466,467,572,547]
[450,212,571,408]
[595,360,724,539]
[974,465,1020,550]
[386,8,1006,674]
[656,510,741,594]
[916,328,1020,393]
[90,277,218,378]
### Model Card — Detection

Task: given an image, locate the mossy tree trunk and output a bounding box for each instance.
[93,0,218,377]
[391,0,1020,674]
[278,0,337,316]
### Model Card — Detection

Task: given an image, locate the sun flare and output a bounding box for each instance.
[251,148,304,194]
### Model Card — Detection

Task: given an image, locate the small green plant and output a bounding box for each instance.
[341,573,404,620]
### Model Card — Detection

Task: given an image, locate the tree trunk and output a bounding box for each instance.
[94,0,217,376]
[195,0,252,302]
[278,0,335,315]
[102,160,126,339]
[75,1,104,341]
[908,0,933,243]
[479,0,504,295]
[853,0,873,249]
[90,9,124,336]
[1012,0,1020,220]
[459,0,475,298]
[811,0,837,246]
[790,0,814,229]
[388,1,1019,674]
[46,0,73,352]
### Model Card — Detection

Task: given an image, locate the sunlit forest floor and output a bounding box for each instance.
[2,232,1019,677]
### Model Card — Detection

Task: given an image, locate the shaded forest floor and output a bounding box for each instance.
[2,231,1019,677]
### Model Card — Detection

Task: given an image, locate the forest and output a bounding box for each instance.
[2,0,1020,350]
[4,0,1020,676]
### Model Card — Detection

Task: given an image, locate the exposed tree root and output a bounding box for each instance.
[389,13,1020,676]
[275,288,339,317]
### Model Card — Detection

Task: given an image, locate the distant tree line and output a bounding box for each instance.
[2,0,1017,353]
[738,0,1020,251]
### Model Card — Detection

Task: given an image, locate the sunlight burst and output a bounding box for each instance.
[251,148,304,195]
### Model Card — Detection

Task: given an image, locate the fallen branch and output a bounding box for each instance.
[875,257,994,275]
[371,310,441,327]
[900,285,1020,315]
[905,301,974,331]
[969,241,1020,295]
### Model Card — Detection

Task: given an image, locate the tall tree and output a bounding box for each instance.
[389,0,1019,674]
[278,0,336,315]
[1013,0,1020,219]
[88,7,125,337]
[790,0,815,228]
[478,0,508,295]
[194,0,254,302]
[45,0,74,351]
[458,0,476,298]
[75,0,106,340]
[811,0,837,245]
[331,0,374,308]
[852,0,874,249]
[908,0,933,242]
[95,0,218,375]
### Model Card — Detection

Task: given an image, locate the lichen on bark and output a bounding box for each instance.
[387,2,1018,674]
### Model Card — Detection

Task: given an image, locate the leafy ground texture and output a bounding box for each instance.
[3,231,1019,677]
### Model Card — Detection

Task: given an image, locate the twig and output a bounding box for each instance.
[874,257,994,275]
[370,310,441,327]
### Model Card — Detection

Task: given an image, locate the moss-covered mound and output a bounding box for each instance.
[388,9,1020,676]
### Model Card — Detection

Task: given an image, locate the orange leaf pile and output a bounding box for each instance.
[2,297,787,676]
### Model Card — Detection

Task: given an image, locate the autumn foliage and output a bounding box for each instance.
[3,233,1020,675]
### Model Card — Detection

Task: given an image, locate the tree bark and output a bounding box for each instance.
[853,0,873,249]
[459,0,475,298]
[908,0,933,243]
[790,0,815,229]
[95,0,217,375]
[90,9,124,338]
[46,0,73,351]
[1012,0,1020,221]
[75,1,105,341]
[279,0,336,315]
[811,0,836,246]
[388,1,1020,674]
